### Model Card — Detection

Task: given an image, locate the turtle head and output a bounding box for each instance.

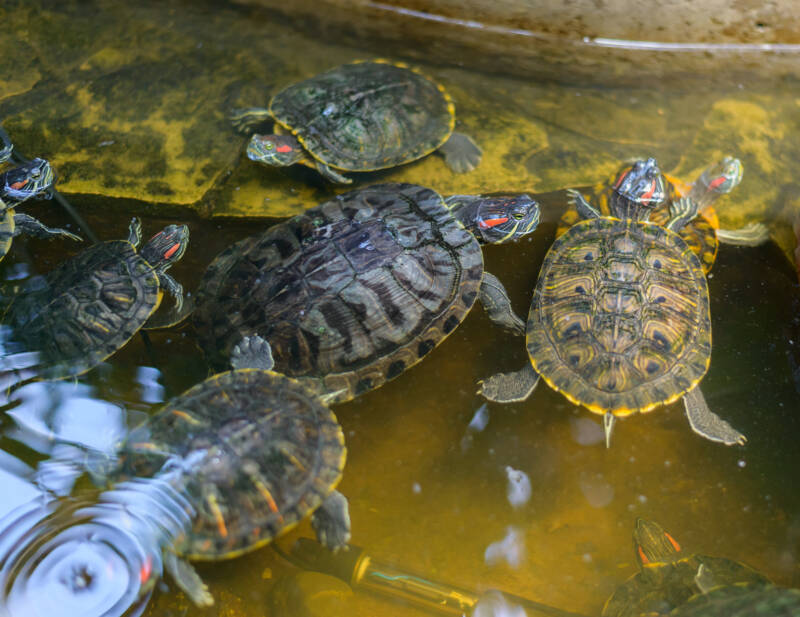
[246,133,305,167]
[609,157,667,221]
[140,224,189,271]
[633,518,683,568]
[1,158,55,205]
[447,193,541,244]
[692,156,743,207]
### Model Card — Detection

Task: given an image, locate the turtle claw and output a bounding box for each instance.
[311,490,351,552]
[231,335,275,371]
[439,132,482,173]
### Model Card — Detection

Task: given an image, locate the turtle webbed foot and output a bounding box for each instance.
[478,364,540,403]
[683,386,746,446]
[311,490,351,552]
[13,212,82,242]
[439,132,482,173]
[716,222,769,247]
[159,273,184,315]
[164,551,214,607]
[231,335,275,371]
[230,107,273,133]
[315,162,352,184]
[479,272,525,335]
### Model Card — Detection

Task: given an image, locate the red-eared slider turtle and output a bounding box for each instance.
[105,335,350,607]
[478,158,746,446]
[231,59,482,184]
[4,218,189,379]
[666,585,800,617]
[603,518,771,617]
[556,157,768,274]
[0,158,81,262]
[0,336,349,611]
[193,182,540,403]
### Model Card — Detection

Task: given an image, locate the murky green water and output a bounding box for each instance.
[2,1,800,616]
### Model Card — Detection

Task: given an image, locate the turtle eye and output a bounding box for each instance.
[512,210,524,220]
[261,140,274,150]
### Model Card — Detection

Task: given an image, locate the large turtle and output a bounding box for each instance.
[232,59,482,184]
[603,518,771,617]
[193,182,540,403]
[556,157,768,274]
[0,158,81,262]
[478,157,746,446]
[4,218,188,379]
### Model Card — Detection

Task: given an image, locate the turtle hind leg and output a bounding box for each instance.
[311,490,351,551]
[683,386,746,445]
[716,222,769,247]
[163,551,214,607]
[478,363,540,403]
[230,107,273,133]
[438,132,482,173]
[13,212,81,241]
[479,272,525,335]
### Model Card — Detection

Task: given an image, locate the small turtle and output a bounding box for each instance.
[232,59,482,184]
[556,157,768,274]
[479,158,746,446]
[193,182,540,403]
[104,335,350,607]
[0,158,80,262]
[5,217,188,379]
[603,518,771,617]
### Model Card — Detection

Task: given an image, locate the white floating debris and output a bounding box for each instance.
[569,416,605,445]
[484,526,524,568]
[579,472,614,508]
[468,403,490,431]
[473,590,527,617]
[505,466,531,508]
[412,482,422,494]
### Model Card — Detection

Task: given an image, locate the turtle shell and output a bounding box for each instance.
[114,369,346,560]
[6,239,161,379]
[603,558,771,617]
[193,182,483,403]
[557,174,719,274]
[269,60,455,172]
[527,216,711,414]
[668,585,800,617]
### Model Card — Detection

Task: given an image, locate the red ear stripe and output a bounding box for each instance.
[637,545,650,565]
[641,180,656,202]
[276,144,293,153]
[665,532,681,552]
[163,242,182,259]
[478,216,509,229]
[707,175,727,190]
[139,555,153,584]
[10,180,27,190]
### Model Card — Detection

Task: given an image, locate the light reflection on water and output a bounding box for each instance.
[1,7,800,617]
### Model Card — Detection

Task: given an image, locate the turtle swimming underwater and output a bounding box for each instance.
[105,335,350,607]
[232,59,482,184]
[4,217,188,379]
[193,182,540,403]
[603,518,771,617]
[0,157,81,262]
[556,157,768,274]
[478,157,746,447]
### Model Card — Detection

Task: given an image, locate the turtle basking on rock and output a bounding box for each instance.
[193,182,540,403]
[232,59,482,184]
[478,158,746,447]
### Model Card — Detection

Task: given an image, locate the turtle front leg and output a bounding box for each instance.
[478,363,540,403]
[311,490,351,551]
[230,107,273,133]
[479,272,525,335]
[682,386,746,445]
[666,197,699,232]
[12,212,82,242]
[314,161,352,184]
[566,189,601,220]
[231,335,275,371]
[159,272,185,314]
[438,132,482,173]
[163,551,214,607]
[716,222,769,247]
